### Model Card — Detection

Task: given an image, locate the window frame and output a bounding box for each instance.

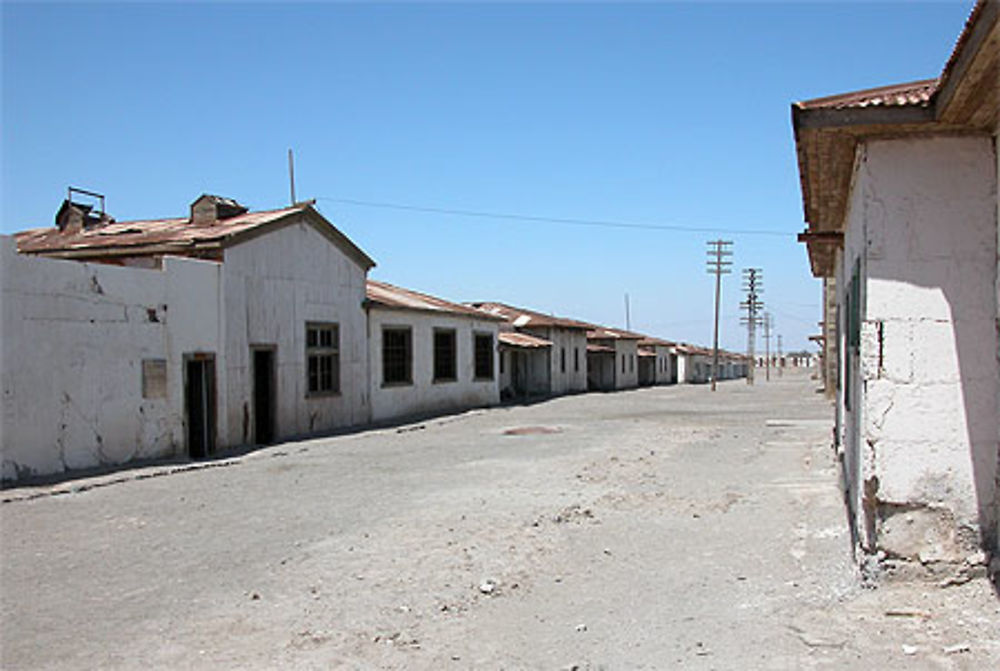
[306,322,340,397]
[473,332,495,381]
[433,327,458,383]
[382,325,413,387]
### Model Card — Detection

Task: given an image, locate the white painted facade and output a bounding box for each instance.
[523,326,588,396]
[367,308,500,422]
[835,136,999,557]
[1,236,222,480]
[219,220,370,443]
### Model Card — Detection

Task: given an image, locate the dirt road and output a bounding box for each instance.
[2,370,997,669]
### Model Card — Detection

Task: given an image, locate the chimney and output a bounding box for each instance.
[189,194,248,226]
[56,188,114,232]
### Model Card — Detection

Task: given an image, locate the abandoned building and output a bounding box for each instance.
[468,302,590,400]
[793,0,999,561]
[2,195,376,480]
[2,192,742,483]
[365,281,502,421]
[585,326,641,391]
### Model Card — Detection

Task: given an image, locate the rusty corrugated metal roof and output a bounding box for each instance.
[796,79,938,111]
[586,343,615,354]
[366,280,505,320]
[468,302,593,331]
[14,201,377,270]
[498,332,553,349]
[586,326,644,341]
[17,206,302,254]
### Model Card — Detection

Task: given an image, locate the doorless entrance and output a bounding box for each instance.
[252,347,276,444]
[185,354,216,459]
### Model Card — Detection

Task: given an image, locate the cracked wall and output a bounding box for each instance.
[0,237,221,481]
[837,135,999,560]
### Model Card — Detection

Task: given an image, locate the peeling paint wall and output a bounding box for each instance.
[367,309,500,423]
[0,237,221,481]
[220,219,370,442]
[838,135,999,558]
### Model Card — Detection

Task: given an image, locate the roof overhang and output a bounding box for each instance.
[792,0,998,278]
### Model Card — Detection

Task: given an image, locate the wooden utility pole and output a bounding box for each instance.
[288,149,297,206]
[763,312,773,381]
[706,240,733,391]
[625,293,631,331]
[740,268,763,385]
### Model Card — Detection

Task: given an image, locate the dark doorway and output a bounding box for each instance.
[185,355,216,459]
[252,347,276,445]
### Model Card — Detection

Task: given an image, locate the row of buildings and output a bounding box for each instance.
[1,194,745,483]
[793,0,998,564]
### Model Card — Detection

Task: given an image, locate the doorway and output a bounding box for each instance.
[252,347,276,445]
[185,354,216,459]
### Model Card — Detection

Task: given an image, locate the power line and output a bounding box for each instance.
[317,196,794,237]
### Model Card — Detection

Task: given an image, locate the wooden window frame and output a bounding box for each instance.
[382,326,413,386]
[306,322,340,396]
[433,328,457,383]
[473,332,495,381]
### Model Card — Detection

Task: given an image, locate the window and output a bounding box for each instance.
[474,333,494,380]
[306,322,339,394]
[622,355,626,373]
[574,347,580,373]
[383,326,412,385]
[560,347,566,374]
[434,328,457,382]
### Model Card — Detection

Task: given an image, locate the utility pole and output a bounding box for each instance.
[706,240,733,391]
[740,268,763,385]
[288,148,297,206]
[777,334,783,378]
[763,312,773,382]
[624,293,631,331]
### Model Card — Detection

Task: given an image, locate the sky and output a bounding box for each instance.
[1,1,974,353]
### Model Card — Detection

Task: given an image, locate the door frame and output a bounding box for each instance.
[251,344,277,445]
[183,352,217,459]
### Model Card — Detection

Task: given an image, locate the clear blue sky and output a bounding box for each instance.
[2,1,972,353]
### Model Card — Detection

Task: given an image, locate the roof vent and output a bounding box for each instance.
[56,187,114,232]
[189,194,248,226]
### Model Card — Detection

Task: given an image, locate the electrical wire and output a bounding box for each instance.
[317,196,795,237]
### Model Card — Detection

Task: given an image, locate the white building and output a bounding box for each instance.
[586,326,640,391]
[793,0,998,563]
[365,281,502,422]
[637,336,676,386]
[469,302,589,399]
[3,195,376,480]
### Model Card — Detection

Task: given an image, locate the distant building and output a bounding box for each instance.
[793,0,998,563]
[586,326,641,391]
[468,302,589,399]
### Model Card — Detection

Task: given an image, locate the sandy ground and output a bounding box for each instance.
[1,369,998,670]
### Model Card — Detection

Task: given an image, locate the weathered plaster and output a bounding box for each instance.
[837,135,999,557]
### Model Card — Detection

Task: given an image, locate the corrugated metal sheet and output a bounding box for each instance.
[586,344,615,354]
[498,332,553,349]
[586,327,643,341]
[16,206,303,254]
[366,280,504,320]
[796,79,937,111]
[469,301,593,331]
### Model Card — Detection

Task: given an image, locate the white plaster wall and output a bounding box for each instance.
[653,346,674,385]
[221,218,370,443]
[613,340,639,390]
[536,327,587,395]
[0,237,221,480]
[842,136,998,549]
[676,354,689,384]
[368,309,499,422]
